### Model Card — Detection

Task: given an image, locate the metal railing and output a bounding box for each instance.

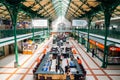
[76,29,120,39]
[0,28,48,38]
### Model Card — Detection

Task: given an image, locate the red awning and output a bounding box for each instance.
[110,47,120,52]
[89,39,104,49]
[89,40,96,45]
[96,42,104,49]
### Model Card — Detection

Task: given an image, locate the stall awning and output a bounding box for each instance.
[110,47,120,52]
[89,39,104,49]
[89,38,120,52]
[89,36,113,46]
[89,40,96,45]
[96,42,104,49]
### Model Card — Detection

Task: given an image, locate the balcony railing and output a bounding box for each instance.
[75,29,120,39]
[0,28,48,38]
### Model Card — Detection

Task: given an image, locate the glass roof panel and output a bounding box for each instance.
[52,0,70,16]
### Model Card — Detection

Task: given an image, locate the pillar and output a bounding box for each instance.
[9,6,19,66]
[77,28,79,43]
[32,27,35,42]
[87,17,93,52]
[101,9,111,68]
[30,14,36,42]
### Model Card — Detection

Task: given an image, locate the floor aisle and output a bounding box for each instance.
[70,38,120,80]
[0,38,52,80]
[0,38,120,80]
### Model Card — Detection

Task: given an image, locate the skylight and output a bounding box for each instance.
[52,0,70,16]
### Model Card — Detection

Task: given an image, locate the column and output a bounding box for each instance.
[32,27,35,42]
[87,17,93,52]
[102,9,111,68]
[9,6,19,67]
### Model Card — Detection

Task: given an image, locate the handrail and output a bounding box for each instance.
[75,29,120,39]
[0,28,48,38]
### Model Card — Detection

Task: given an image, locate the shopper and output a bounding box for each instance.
[77,57,82,65]
[74,71,80,80]
[66,70,71,80]
[92,49,95,57]
[65,65,69,73]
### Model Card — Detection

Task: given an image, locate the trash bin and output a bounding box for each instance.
[14,62,18,68]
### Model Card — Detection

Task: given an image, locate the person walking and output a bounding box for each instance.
[92,49,95,57]
[65,65,69,73]
[77,57,82,65]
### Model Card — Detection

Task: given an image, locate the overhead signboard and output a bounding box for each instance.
[72,19,87,26]
[32,19,48,28]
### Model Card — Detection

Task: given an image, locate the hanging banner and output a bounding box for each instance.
[32,19,48,28]
[72,19,87,27]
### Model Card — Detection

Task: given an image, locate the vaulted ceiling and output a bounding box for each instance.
[0,0,120,22]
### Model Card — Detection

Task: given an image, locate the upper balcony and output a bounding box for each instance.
[75,28,120,40]
[0,28,48,47]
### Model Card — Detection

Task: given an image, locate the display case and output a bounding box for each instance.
[23,40,36,54]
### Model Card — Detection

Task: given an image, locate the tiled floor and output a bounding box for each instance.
[71,38,120,80]
[0,37,120,80]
